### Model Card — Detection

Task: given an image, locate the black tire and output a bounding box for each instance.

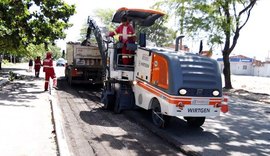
[151,99,171,128]
[185,117,205,128]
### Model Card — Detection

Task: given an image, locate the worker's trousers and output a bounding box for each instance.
[44,72,57,91]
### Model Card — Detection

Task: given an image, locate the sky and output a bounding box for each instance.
[57,0,270,61]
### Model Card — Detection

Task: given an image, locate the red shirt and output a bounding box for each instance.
[109,23,135,43]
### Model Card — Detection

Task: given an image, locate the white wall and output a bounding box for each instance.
[230,62,252,75]
[266,64,270,77]
[217,61,270,77]
[253,63,270,77]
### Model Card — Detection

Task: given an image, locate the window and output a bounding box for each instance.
[151,54,169,89]
[243,65,247,70]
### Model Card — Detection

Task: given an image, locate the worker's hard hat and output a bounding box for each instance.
[46,52,52,58]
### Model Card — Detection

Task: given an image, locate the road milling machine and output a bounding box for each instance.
[86,7,229,128]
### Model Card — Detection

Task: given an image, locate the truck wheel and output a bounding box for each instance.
[185,117,205,128]
[151,99,170,128]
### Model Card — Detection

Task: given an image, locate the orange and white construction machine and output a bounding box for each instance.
[90,7,229,128]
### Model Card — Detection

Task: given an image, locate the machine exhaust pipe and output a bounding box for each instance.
[175,35,185,51]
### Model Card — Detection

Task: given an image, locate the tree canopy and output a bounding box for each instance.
[156,0,257,89]
[0,0,75,53]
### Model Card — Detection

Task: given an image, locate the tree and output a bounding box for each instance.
[26,43,61,59]
[94,9,116,31]
[0,0,75,52]
[136,15,176,47]
[154,0,189,35]
[157,0,257,89]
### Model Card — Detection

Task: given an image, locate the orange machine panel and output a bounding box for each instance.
[150,54,169,89]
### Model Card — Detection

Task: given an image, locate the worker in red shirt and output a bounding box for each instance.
[43,52,57,91]
[34,56,42,78]
[108,16,136,65]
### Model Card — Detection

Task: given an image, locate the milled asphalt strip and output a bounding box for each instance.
[49,85,71,156]
[123,110,201,156]
[94,92,200,156]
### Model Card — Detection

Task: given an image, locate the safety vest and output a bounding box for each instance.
[34,59,41,68]
[110,23,135,43]
[43,58,54,73]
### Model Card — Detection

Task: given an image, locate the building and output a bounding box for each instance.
[253,61,270,77]
[217,55,270,77]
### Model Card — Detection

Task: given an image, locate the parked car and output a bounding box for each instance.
[56,58,67,67]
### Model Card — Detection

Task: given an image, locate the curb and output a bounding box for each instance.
[49,86,71,156]
[224,90,270,104]
[230,93,270,104]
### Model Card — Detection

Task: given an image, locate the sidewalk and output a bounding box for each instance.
[0,64,58,156]
[222,75,270,104]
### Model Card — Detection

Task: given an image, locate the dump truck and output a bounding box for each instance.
[64,42,104,85]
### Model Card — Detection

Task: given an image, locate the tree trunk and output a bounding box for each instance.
[44,43,48,51]
[223,52,233,89]
[10,54,12,63]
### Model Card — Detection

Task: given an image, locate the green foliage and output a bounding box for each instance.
[157,0,257,51]
[79,9,116,43]
[137,15,176,47]
[8,71,16,81]
[0,0,75,52]
[79,19,88,42]
[2,59,9,64]
[8,71,25,81]
[94,9,116,31]
[154,0,191,35]
[26,43,61,60]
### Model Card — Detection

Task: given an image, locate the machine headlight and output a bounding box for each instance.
[179,89,187,95]
[212,90,220,96]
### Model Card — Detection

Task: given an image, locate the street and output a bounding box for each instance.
[55,78,185,156]
[1,63,269,156]
[2,1,270,156]
[53,66,270,156]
